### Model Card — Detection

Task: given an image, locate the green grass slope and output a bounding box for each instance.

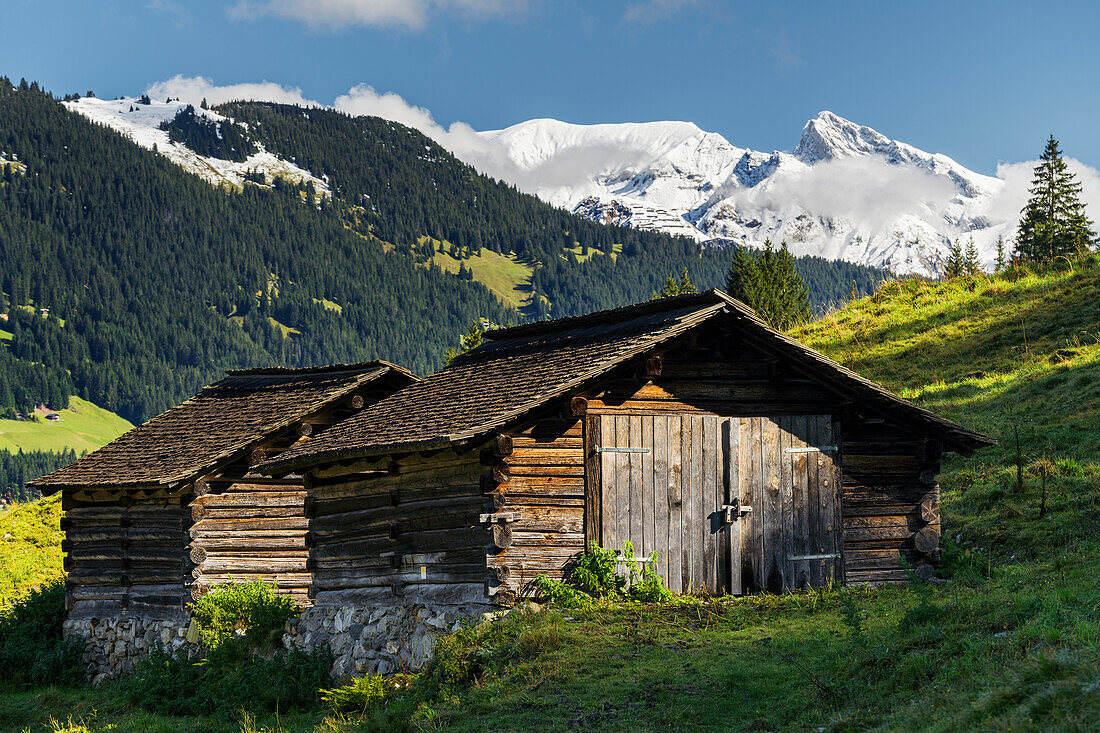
[0,397,132,454]
[0,494,62,609]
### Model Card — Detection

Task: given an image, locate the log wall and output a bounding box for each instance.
[305,451,492,606]
[486,417,587,600]
[61,491,190,621]
[188,483,311,606]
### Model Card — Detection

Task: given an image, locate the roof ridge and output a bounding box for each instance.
[483,289,740,342]
[224,360,414,378]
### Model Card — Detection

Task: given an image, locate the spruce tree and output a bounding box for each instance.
[945,238,964,278]
[1015,135,1096,263]
[725,240,811,329]
[964,237,981,275]
[651,267,697,299]
[994,236,1007,272]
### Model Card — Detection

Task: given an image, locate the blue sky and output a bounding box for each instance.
[3,0,1098,173]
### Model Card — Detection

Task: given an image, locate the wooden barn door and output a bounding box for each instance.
[592,413,840,596]
[595,414,738,595]
[731,415,841,593]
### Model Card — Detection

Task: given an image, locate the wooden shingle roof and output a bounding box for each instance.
[262,291,993,474]
[31,361,416,492]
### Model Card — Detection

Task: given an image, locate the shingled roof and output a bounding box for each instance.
[31,361,416,492]
[261,291,993,474]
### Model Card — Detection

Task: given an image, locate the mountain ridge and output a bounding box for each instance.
[477,111,1010,275]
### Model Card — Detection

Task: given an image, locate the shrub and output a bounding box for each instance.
[0,577,85,687]
[190,580,297,650]
[321,672,416,713]
[534,541,674,606]
[121,580,329,713]
[570,541,624,597]
[120,642,333,714]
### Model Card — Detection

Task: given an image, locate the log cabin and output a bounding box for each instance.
[30,361,416,679]
[260,290,993,675]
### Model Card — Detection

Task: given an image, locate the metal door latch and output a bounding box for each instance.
[721,498,752,524]
[595,447,651,454]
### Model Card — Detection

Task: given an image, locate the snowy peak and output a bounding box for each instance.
[793,111,895,164]
[476,110,1012,275]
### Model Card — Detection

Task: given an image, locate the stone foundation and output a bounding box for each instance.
[286,600,494,678]
[64,616,196,685]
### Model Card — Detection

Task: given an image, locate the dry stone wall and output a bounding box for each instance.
[286,600,494,678]
[64,617,197,685]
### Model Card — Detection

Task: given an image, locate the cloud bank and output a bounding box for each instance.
[230,0,527,31]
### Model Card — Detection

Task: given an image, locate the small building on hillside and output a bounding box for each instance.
[260,291,994,676]
[30,361,416,680]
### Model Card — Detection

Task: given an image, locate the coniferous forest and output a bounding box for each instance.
[0,80,888,428]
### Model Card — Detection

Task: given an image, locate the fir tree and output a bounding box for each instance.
[994,236,1007,272]
[945,238,964,278]
[651,267,697,299]
[964,237,981,275]
[444,321,485,365]
[725,240,811,329]
[1015,135,1096,263]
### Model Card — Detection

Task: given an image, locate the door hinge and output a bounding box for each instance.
[789,553,840,561]
[785,445,838,454]
[595,447,651,454]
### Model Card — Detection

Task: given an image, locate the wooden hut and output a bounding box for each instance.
[261,291,993,674]
[30,361,416,679]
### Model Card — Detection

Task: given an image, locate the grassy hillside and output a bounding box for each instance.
[0,494,62,609]
[0,397,131,454]
[2,260,1098,732]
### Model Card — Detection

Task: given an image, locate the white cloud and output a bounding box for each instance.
[729,156,956,232]
[145,75,320,108]
[333,84,526,184]
[230,0,527,31]
[987,158,1100,231]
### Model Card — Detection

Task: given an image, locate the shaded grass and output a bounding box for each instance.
[0,397,131,454]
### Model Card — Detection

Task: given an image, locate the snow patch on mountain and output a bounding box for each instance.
[476,112,1016,275]
[64,96,329,194]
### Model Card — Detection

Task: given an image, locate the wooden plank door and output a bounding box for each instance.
[596,414,736,595]
[731,415,840,592]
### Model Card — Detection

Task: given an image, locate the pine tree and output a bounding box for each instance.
[725,240,811,329]
[945,238,964,278]
[994,236,1007,273]
[964,237,981,275]
[1015,135,1096,263]
[650,267,697,299]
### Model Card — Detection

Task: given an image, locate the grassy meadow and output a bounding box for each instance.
[0,397,132,454]
[2,259,1099,732]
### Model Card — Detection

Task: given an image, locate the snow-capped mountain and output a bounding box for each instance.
[479,112,1010,275]
[64,96,328,194]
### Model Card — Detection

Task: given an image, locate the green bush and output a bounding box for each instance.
[120,580,329,713]
[119,642,334,714]
[321,672,416,713]
[0,577,85,688]
[570,541,625,597]
[534,541,674,606]
[190,580,297,650]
